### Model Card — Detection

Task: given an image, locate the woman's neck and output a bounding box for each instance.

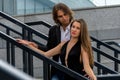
[70,37,78,43]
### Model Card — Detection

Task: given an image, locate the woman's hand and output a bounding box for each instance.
[16,39,38,48]
[83,70,97,80]
[89,75,97,80]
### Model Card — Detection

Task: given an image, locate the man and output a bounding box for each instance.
[45,3,73,80]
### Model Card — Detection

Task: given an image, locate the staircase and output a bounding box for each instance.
[0,11,120,80]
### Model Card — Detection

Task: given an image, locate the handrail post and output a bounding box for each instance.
[97,43,101,74]
[28,31,33,76]
[28,53,33,76]
[114,51,118,71]
[22,28,29,74]
[11,44,15,66]
[43,61,50,80]
[6,29,11,64]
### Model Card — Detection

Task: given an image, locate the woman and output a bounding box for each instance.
[17,19,96,80]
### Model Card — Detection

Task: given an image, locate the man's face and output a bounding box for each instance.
[57,10,70,26]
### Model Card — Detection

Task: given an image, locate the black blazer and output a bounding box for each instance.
[47,25,63,76]
[47,25,61,62]
[38,25,64,76]
[38,25,61,61]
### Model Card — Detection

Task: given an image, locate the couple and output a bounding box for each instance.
[17,18,96,80]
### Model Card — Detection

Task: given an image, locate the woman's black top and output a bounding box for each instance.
[60,40,86,80]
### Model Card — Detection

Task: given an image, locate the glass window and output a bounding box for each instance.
[1,0,120,16]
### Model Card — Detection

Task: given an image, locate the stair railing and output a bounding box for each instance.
[0,11,120,79]
[0,31,88,80]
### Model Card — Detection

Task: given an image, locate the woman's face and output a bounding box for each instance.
[70,21,81,38]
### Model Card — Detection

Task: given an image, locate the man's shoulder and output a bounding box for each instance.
[50,25,60,30]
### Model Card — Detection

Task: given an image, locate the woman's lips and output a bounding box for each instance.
[71,31,76,35]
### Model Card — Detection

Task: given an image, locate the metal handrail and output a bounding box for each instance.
[94,61,118,74]
[91,36,120,54]
[97,74,120,80]
[105,41,120,48]
[91,37,120,72]
[26,20,120,74]
[0,11,120,79]
[0,31,88,80]
[0,11,48,41]
[93,47,120,63]
[26,20,120,54]
[0,11,48,76]
[0,30,119,79]
[26,21,52,28]
[0,60,34,80]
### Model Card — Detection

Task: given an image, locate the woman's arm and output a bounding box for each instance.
[29,42,64,58]
[16,39,66,58]
[81,46,97,80]
[16,39,38,48]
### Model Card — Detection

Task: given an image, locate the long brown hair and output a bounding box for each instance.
[52,3,73,25]
[71,19,94,66]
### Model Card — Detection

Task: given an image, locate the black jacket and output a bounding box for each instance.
[38,25,61,75]
[48,25,62,76]
[47,25,61,61]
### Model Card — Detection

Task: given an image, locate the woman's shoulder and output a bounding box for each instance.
[60,41,69,48]
[60,41,67,46]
